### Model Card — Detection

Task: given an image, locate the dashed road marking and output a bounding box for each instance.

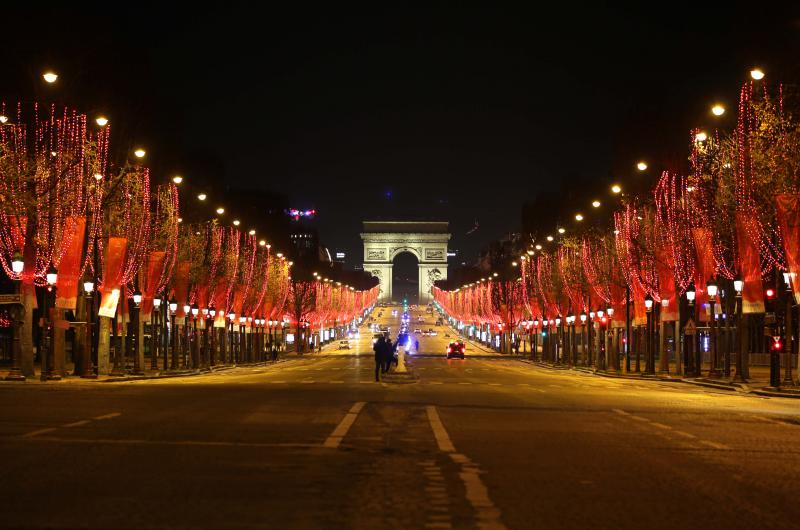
[62,420,91,428]
[323,401,366,449]
[674,430,697,439]
[93,412,122,420]
[699,439,730,450]
[21,427,57,438]
[425,405,507,529]
[426,406,456,453]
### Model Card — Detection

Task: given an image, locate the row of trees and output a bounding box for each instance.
[0,102,377,376]
[435,78,800,375]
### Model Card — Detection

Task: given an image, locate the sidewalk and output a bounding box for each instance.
[0,355,301,384]
[532,358,800,399]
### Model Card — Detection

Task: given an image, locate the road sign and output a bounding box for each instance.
[0,294,22,304]
[683,318,697,336]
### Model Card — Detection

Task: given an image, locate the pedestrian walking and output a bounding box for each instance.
[374,335,386,381]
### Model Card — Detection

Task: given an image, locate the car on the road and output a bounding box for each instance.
[414,328,421,334]
[338,340,351,350]
[446,341,465,359]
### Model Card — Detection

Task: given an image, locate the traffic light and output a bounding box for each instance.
[765,287,777,323]
[772,337,783,351]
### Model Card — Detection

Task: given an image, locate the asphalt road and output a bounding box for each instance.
[2,305,800,529]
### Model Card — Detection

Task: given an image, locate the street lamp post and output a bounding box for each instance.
[80,279,97,378]
[228,312,236,364]
[132,289,142,375]
[152,296,161,371]
[644,294,654,375]
[182,303,191,368]
[588,310,595,367]
[733,278,746,382]
[5,253,26,381]
[707,277,720,378]
[607,306,616,372]
[191,303,199,368]
[41,265,60,381]
[686,283,700,376]
[783,273,795,385]
[580,312,587,366]
[209,306,217,366]
[169,297,178,369]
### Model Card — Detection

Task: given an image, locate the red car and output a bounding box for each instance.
[446,341,465,359]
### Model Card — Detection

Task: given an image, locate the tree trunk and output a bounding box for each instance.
[97,316,111,375]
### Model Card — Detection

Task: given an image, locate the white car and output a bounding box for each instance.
[338,340,351,350]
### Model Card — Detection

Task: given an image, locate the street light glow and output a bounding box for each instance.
[637,161,648,171]
[249,229,256,235]
[259,240,266,246]
[546,235,554,242]
[43,72,58,83]
[558,228,565,234]
[695,131,708,143]
[611,184,622,194]
[134,148,146,158]
[233,220,240,226]
[197,193,206,201]
[750,68,765,80]
[95,116,109,126]
[93,173,103,181]
[0,115,8,124]
[535,244,542,250]
[575,213,584,221]
[711,104,725,116]
[216,207,225,215]
[172,175,183,184]
[592,200,601,208]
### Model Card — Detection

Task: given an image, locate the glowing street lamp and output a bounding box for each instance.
[172,175,183,184]
[637,161,648,171]
[750,68,765,80]
[42,71,58,83]
[95,116,109,127]
[611,184,622,194]
[216,207,225,215]
[592,200,601,208]
[197,193,207,201]
[11,252,24,275]
[575,213,584,221]
[694,131,708,143]
[134,148,146,158]
[711,104,725,116]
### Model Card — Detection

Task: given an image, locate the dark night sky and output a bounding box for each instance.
[3,5,800,266]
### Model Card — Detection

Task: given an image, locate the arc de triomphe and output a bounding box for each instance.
[361,221,449,304]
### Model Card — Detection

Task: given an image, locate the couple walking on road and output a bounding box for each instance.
[373,333,397,381]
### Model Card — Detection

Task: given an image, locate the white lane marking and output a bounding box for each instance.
[699,440,730,450]
[323,401,366,448]
[650,422,672,430]
[62,420,91,428]
[22,427,58,438]
[426,406,456,453]
[488,383,501,386]
[674,430,697,439]
[612,409,630,416]
[429,381,444,385]
[425,405,506,528]
[93,412,122,420]
[630,415,651,423]
[458,382,472,385]
[329,381,344,384]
